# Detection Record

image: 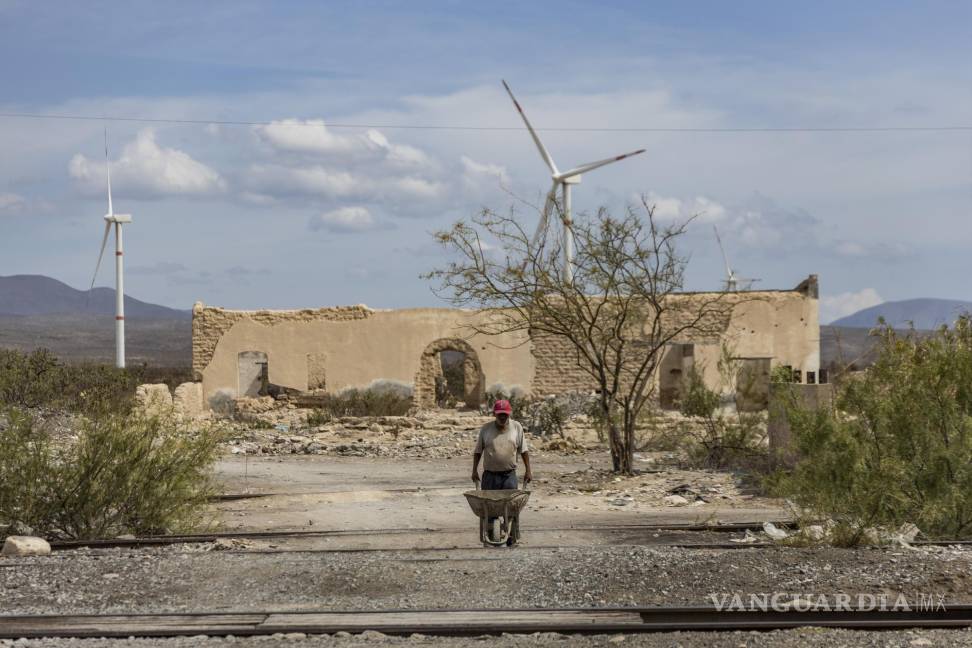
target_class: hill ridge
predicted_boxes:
[0,274,189,319]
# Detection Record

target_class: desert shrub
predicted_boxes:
[674,354,768,470]
[306,408,332,427]
[0,348,191,417]
[484,383,529,419]
[770,316,972,542]
[0,407,224,540]
[0,348,64,409]
[311,381,413,417]
[524,392,595,437]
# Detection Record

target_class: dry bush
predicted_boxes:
[0,407,224,540]
[0,348,191,417]
[769,316,972,542]
[312,381,413,418]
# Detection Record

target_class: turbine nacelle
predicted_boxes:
[502,79,646,282]
[105,213,132,224]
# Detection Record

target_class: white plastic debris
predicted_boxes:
[762,521,790,541]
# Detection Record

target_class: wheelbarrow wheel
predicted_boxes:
[490,518,501,543]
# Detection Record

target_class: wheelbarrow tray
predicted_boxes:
[463,489,530,520]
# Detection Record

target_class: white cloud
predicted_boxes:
[820,288,884,323]
[257,120,433,169]
[69,129,225,198]
[0,192,25,212]
[645,192,727,223]
[244,164,442,202]
[390,176,443,199]
[258,119,363,155]
[245,164,359,197]
[309,206,375,233]
[461,155,510,191]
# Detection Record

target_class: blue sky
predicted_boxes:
[1,1,969,322]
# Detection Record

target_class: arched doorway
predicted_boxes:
[413,338,485,409]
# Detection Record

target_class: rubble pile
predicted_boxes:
[547,464,755,509]
[221,402,605,459]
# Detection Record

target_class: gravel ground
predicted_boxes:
[2,544,969,615]
[1,628,972,647]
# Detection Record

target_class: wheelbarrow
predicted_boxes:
[463,488,530,547]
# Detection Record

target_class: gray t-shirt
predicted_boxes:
[475,419,528,472]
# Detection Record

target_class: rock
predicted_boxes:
[2,536,51,557]
[662,494,689,507]
[134,383,173,417]
[805,525,827,541]
[173,382,204,419]
[360,630,387,640]
[893,523,921,545]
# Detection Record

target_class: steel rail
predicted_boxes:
[2,605,970,638]
[47,521,797,550]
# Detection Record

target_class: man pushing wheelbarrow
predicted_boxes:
[466,399,533,547]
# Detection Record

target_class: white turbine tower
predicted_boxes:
[713,224,758,292]
[89,130,132,368]
[502,80,645,282]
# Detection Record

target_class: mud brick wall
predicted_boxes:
[530,332,599,395]
[529,295,735,397]
[192,303,372,380]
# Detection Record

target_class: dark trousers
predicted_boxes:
[482,469,518,490]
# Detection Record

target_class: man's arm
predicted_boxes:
[521,451,533,484]
[472,452,482,484]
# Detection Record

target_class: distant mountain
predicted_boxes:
[830,298,972,330]
[0,274,189,319]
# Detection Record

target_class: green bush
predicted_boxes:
[306,408,332,427]
[484,383,529,420]
[313,382,413,418]
[0,348,191,417]
[770,316,972,542]
[674,364,767,470]
[0,348,63,409]
[524,392,594,437]
[0,408,224,540]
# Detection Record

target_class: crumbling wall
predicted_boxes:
[134,383,172,418]
[413,338,485,409]
[195,305,533,407]
[530,332,598,396]
[193,276,818,411]
[307,353,327,390]
[528,278,818,404]
[192,302,372,380]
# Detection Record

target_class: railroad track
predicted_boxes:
[47,521,793,549]
[2,606,971,638]
[46,523,972,552]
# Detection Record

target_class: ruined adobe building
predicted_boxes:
[192,275,819,410]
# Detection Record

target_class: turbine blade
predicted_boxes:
[713,225,733,278]
[531,182,559,249]
[502,80,559,175]
[104,128,113,217]
[90,221,111,291]
[557,148,646,180]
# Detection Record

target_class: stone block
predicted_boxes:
[134,383,173,418]
[173,382,204,419]
[2,535,51,557]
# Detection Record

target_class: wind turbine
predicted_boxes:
[713,224,758,292]
[89,130,132,368]
[502,80,645,282]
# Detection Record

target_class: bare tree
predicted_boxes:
[426,198,731,474]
